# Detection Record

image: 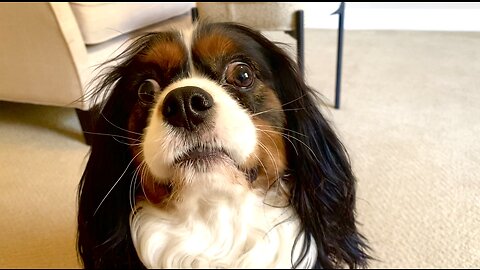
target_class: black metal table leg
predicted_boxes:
[332,2,345,109]
[295,10,305,77]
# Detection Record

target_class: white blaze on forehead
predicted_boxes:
[142,76,257,181]
[180,24,198,77]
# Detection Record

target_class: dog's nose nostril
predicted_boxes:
[190,93,212,112]
[162,86,214,130]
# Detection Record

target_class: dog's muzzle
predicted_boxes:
[162,86,214,131]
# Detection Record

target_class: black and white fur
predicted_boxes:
[77,21,370,269]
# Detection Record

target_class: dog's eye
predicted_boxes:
[226,62,254,89]
[138,79,160,104]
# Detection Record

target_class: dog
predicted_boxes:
[77,21,369,269]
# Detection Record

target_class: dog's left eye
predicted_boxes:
[138,79,160,105]
[225,62,255,90]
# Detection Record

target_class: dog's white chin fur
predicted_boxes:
[130,168,317,268]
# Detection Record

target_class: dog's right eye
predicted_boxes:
[138,79,160,105]
[225,62,255,90]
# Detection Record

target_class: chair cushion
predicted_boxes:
[196,3,305,31]
[70,2,195,45]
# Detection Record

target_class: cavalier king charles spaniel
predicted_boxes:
[77,21,369,269]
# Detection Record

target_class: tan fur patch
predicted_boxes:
[193,33,236,62]
[126,108,170,205]
[250,118,287,191]
[140,41,186,71]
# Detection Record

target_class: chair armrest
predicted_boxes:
[0,2,90,109]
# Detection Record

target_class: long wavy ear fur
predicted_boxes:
[77,98,146,269]
[223,23,370,268]
[77,110,144,269]
[76,34,158,269]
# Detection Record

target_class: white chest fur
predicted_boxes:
[130,174,316,268]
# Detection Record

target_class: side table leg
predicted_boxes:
[332,2,345,109]
[295,10,305,78]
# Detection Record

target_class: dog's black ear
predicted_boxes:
[76,34,158,269]
[273,40,370,269]
[281,73,371,269]
[77,96,145,269]
[226,23,370,268]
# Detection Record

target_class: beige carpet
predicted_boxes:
[1,28,479,268]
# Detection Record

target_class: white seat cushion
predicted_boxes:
[70,2,195,45]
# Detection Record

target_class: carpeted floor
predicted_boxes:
[0,27,479,268]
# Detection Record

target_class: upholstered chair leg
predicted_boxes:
[75,108,94,145]
[191,7,199,23]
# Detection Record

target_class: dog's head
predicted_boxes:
[78,22,369,269]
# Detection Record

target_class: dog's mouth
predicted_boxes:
[173,147,259,182]
[174,147,232,167]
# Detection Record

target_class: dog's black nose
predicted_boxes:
[162,86,214,130]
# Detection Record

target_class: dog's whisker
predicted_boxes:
[252,150,285,210]
[251,152,269,183]
[112,136,142,146]
[260,128,316,161]
[130,161,143,214]
[140,163,155,205]
[251,107,306,117]
[250,108,274,117]
[280,93,308,108]
[257,141,280,185]
[101,113,143,136]
[83,130,142,144]
[131,159,147,213]
[254,124,307,138]
[280,108,307,112]
[258,128,299,157]
[255,128,281,160]
[276,132,321,163]
[93,151,143,216]
[132,161,147,208]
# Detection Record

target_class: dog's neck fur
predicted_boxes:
[130,170,317,268]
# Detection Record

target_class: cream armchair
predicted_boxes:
[0,2,195,144]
